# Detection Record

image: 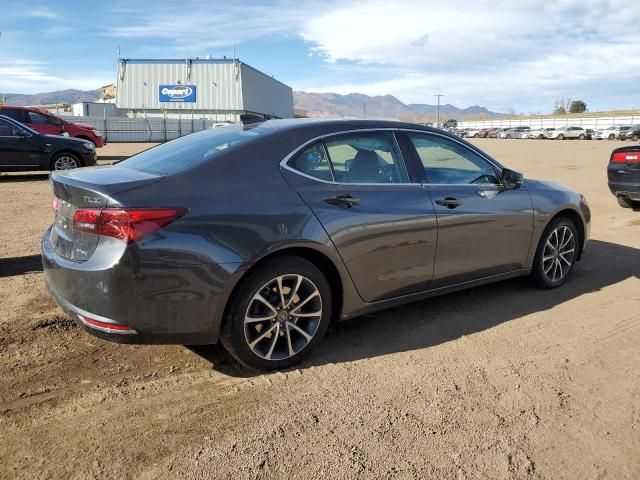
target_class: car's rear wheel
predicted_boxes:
[220,256,332,370]
[557,134,565,140]
[531,217,579,289]
[609,134,615,140]
[632,134,639,142]
[578,134,585,140]
[50,153,81,170]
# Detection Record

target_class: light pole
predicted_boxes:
[434,93,444,125]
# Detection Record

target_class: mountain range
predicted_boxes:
[0,89,501,121]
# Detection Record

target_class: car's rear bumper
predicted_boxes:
[608,182,640,201]
[41,226,240,344]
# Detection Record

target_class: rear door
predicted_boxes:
[282,130,438,302]
[403,131,534,287]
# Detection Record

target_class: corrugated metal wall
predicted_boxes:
[240,64,293,118]
[115,59,292,118]
[116,60,243,111]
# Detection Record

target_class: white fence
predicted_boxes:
[70,116,221,142]
[457,114,640,130]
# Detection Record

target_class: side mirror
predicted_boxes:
[500,168,523,190]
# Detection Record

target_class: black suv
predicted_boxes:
[608,146,640,210]
[0,114,96,172]
[619,125,640,142]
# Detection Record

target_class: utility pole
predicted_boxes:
[434,94,444,125]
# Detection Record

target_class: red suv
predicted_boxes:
[0,106,106,147]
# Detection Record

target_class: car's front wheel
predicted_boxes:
[50,152,81,170]
[609,134,615,140]
[220,256,332,370]
[531,217,579,289]
[557,134,565,140]
[578,134,585,140]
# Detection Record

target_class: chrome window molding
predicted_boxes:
[280,127,505,188]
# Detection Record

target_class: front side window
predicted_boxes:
[324,131,408,184]
[28,112,49,125]
[408,133,499,185]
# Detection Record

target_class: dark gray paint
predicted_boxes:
[42,119,590,344]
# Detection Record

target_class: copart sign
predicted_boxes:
[159,85,197,103]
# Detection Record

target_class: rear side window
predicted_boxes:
[288,142,333,181]
[288,131,409,184]
[118,126,264,175]
[0,118,19,136]
[1,109,28,122]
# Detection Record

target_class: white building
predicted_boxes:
[115,58,293,122]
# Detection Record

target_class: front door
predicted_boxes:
[0,118,44,169]
[282,130,438,302]
[404,131,534,287]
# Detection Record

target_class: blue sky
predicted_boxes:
[1,0,639,113]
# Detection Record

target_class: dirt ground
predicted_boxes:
[1,139,638,479]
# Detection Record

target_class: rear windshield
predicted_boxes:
[118,125,263,175]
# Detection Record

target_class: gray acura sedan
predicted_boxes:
[42,119,590,370]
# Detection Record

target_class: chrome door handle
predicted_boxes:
[324,194,361,208]
[435,197,463,209]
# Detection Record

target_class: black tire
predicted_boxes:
[616,196,639,209]
[557,134,565,140]
[220,256,332,371]
[50,152,81,171]
[609,134,615,140]
[632,134,639,142]
[530,217,579,289]
[506,134,512,139]
[578,134,585,140]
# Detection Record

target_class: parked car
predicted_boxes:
[546,126,587,140]
[619,125,640,141]
[593,126,631,140]
[499,127,530,139]
[487,128,507,138]
[42,119,590,370]
[608,146,640,210]
[0,114,97,172]
[527,128,556,139]
[0,106,106,147]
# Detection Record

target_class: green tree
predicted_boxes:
[569,100,587,113]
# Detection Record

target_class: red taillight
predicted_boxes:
[611,151,640,163]
[72,208,187,243]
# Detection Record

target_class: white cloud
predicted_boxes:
[25,6,59,18]
[297,0,640,111]
[0,59,111,93]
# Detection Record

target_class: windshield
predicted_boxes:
[118,125,264,175]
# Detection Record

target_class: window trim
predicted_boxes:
[281,128,420,186]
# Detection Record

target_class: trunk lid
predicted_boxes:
[49,166,162,261]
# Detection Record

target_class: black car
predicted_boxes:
[0,114,96,172]
[608,146,640,210]
[42,119,590,370]
[619,126,640,142]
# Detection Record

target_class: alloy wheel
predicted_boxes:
[244,274,322,361]
[542,226,576,283]
[53,155,79,170]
